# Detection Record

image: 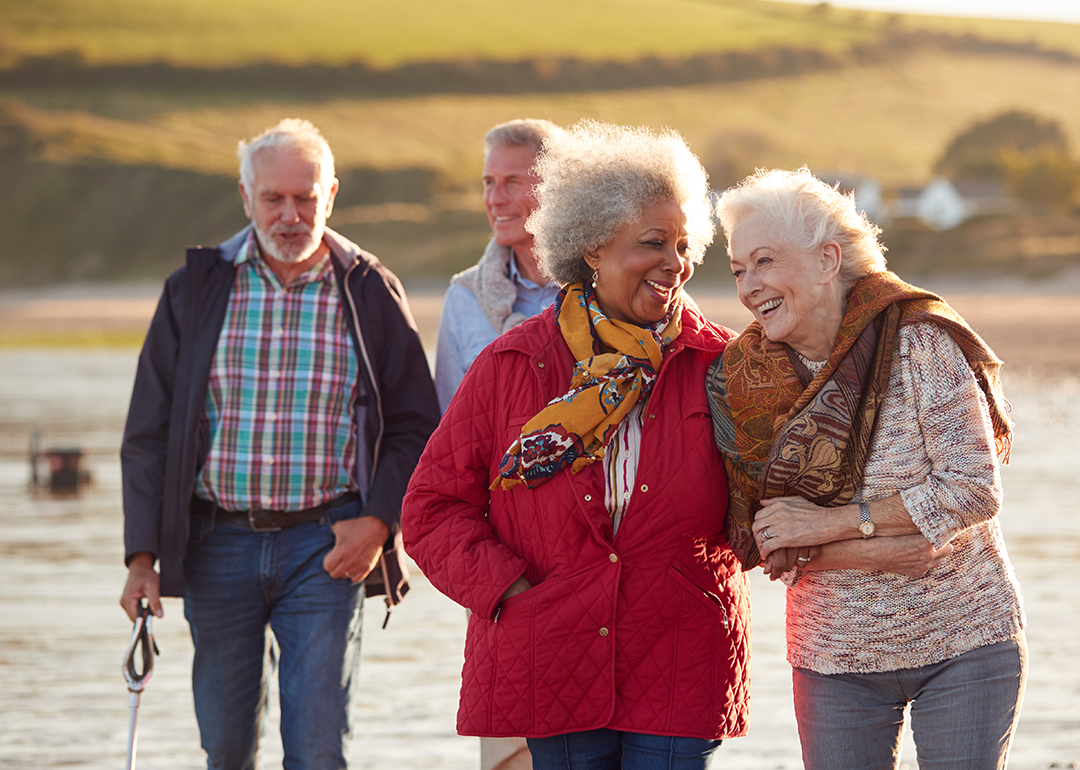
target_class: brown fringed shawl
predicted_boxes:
[706,271,1012,571]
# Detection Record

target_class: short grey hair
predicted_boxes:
[483,118,564,157]
[237,118,336,193]
[527,120,715,286]
[716,167,886,286]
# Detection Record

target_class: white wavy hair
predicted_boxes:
[715,167,886,286]
[237,118,336,193]
[527,120,715,286]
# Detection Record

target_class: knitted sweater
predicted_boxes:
[785,322,1025,674]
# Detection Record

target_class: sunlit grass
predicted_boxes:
[0,330,145,349]
[9,51,1080,190]
[1,0,873,67]
[3,0,1077,68]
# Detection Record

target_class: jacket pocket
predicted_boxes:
[669,565,730,630]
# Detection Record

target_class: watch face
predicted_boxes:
[859,521,875,537]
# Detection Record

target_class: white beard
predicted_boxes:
[254,221,323,265]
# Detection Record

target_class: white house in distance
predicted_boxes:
[909,177,1018,230]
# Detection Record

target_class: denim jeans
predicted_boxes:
[526,728,722,770]
[183,498,365,770]
[792,635,1027,770]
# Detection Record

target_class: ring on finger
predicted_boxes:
[796,556,811,564]
[761,528,772,541]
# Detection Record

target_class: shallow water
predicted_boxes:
[0,351,1077,769]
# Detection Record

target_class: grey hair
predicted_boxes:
[527,120,715,286]
[483,118,564,157]
[237,118,336,193]
[716,167,886,286]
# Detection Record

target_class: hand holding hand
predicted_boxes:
[753,496,830,559]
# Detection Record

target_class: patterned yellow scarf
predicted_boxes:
[491,282,682,491]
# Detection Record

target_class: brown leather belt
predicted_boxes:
[190,492,360,532]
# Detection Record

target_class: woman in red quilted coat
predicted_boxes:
[402,120,751,770]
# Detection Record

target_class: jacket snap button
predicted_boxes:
[639,484,648,492]
[538,362,545,368]
[584,494,592,502]
[609,553,618,562]
[599,627,609,637]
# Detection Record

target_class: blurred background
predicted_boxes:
[0,2,1077,768]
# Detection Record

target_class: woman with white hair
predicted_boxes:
[402,121,751,769]
[707,167,1026,769]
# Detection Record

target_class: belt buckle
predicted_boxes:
[246,510,282,532]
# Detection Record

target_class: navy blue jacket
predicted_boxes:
[121,226,439,604]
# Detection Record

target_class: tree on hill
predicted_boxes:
[935,110,1079,207]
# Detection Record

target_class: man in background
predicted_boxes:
[119,118,439,770]
[434,118,564,413]
[434,118,563,770]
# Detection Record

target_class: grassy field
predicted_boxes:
[3,0,1079,66]
[1,1,1078,285]
[9,50,1080,192]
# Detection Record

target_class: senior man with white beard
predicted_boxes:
[119,118,439,770]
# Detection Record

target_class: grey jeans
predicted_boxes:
[792,635,1027,770]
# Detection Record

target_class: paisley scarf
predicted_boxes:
[491,281,681,491]
[706,270,1012,570]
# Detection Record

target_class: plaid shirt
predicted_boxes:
[195,233,359,512]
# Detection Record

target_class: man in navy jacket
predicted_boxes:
[119,119,439,770]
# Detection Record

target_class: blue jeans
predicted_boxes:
[792,635,1027,770]
[526,729,722,770]
[183,499,365,770]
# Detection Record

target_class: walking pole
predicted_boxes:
[122,601,159,770]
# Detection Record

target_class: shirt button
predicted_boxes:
[272,328,284,337]
[584,494,592,502]
[649,414,656,419]
[622,492,630,500]
[267,413,277,421]
[262,497,273,507]
[640,484,649,492]
[263,455,274,465]
[269,370,279,378]
[537,362,545,368]
[609,553,618,562]
[599,627,609,637]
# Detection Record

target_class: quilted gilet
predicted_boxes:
[402,303,750,740]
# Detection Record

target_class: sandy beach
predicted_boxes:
[1,273,1078,769]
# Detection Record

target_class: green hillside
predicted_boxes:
[4,0,1079,66]
[1,0,1078,286]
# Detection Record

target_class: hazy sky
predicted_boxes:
[786,0,1080,24]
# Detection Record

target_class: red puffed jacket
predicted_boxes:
[402,302,750,740]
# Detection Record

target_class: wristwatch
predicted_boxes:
[858,501,876,538]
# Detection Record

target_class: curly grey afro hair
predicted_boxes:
[526,120,715,286]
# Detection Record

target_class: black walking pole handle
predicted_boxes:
[122,601,159,694]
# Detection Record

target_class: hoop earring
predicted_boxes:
[591,268,599,289]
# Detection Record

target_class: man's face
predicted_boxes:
[482,144,541,251]
[240,148,338,265]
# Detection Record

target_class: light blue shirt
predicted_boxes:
[434,254,559,413]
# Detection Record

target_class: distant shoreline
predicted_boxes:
[3,271,1078,374]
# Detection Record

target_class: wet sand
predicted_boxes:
[1,275,1078,769]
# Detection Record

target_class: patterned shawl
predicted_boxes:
[491,282,682,491]
[706,270,1012,570]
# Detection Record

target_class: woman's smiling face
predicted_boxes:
[728,211,844,361]
[584,199,693,326]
